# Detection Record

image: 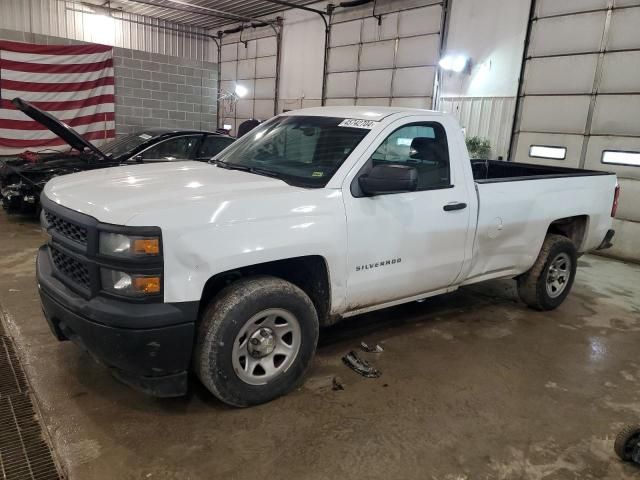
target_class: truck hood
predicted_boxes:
[12,98,109,160]
[43,161,291,224]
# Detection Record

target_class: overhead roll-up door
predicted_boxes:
[219,26,280,135]
[511,0,640,261]
[324,0,445,109]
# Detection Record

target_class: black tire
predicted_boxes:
[614,424,640,461]
[517,234,577,311]
[194,275,319,407]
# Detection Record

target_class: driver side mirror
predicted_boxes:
[358,164,418,196]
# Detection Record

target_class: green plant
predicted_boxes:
[466,136,491,159]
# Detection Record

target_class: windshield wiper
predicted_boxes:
[246,167,286,180]
[210,159,302,185]
[210,158,250,171]
[211,159,281,178]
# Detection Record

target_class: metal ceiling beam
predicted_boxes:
[259,0,326,17]
[78,1,215,30]
[118,0,278,24]
[163,0,276,22]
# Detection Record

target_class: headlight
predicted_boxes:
[100,268,161,297]
[99,232,161,257]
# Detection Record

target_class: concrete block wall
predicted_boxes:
[113,48,217,134]
[0,28,218,136]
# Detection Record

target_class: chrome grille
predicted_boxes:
[50,248,90,290]
[44,211,87,245]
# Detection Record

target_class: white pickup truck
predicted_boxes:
[37,106,618,406]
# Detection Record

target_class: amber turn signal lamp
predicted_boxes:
[132,276,161,294]
[133,238,160,255]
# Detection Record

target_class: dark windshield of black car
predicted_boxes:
[214,116,370,187]
[101,132,159,158]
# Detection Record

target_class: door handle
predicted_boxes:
[443,202,467,211]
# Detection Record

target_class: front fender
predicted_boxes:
[156,191,348,313]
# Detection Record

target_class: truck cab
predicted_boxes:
[36,107,617,406]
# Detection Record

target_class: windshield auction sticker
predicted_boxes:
[338,119,377,129]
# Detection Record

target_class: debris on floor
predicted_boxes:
[360,341,384,353]
[342,350,382,378]
[332,377,344,391]
[305,375,340,393]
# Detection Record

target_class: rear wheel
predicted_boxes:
[517,234,577,311]
[194,276,319,407]
[614,424,640,461]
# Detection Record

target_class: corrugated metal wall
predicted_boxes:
[0,0,211,60]
[438,96,516,159]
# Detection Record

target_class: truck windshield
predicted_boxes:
[214,116,370,187]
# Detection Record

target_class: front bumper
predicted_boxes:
[37,246,198,397]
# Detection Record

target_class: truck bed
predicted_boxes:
[471,159,614,183]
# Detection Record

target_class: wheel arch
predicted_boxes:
[198,255,332,326]
[547,215,589,251]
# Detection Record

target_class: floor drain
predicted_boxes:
[0,312,63,480]
[0,336,28,397]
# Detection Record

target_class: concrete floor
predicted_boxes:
[1,212,640,480]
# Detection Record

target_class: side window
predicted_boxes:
[196,135,235,160]
[370,122,450,190]
[138,136,199,161]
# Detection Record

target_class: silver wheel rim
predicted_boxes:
[546,252,571,298]
[231,308,302,386]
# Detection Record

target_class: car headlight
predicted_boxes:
[100,268,161,297]
[99,232,161,257]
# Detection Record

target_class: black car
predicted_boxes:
[0,98,235,214]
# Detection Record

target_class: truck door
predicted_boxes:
[343,119,471,310]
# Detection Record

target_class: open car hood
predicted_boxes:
[12,98,109,160]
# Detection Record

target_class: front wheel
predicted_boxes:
[194,275,319,407]
[517,234,578,311]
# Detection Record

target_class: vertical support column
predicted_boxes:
[507,0,536,161]
[274,17,284,115]
[215,33,222,129]
[321,5,333,106]
[354,19,364,106]
[578,0,614,169]
[433,0,451,110]
[389,13,401,107]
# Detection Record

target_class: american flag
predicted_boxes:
[0,40,115,155]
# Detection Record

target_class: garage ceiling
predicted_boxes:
[81,0,319,29]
